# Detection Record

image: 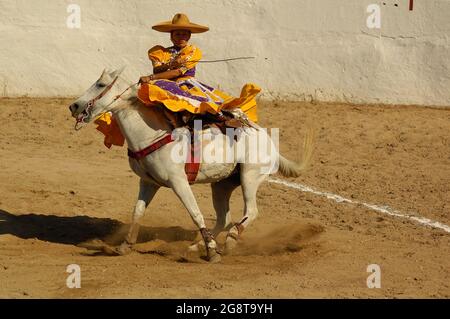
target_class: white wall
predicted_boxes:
[1,0,450,106]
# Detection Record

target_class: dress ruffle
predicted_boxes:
[95,81,260,148]
[94,44,260,148]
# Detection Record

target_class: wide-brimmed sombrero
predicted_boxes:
[152,13,209,33]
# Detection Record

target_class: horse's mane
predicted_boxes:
[114,94,177,131]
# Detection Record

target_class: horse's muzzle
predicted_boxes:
[69,103,79,117]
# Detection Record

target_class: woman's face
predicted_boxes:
[171,30,191,48]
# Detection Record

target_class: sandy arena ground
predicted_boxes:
[0,97,448,298]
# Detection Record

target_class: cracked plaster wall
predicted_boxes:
[0,0,449,106]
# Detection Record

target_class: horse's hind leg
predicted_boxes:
[117,179,159,255]
[188,174,240,252]
[225,165,268,255]
[211,174,240,236]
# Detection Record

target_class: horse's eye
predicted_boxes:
[98,83,106,88]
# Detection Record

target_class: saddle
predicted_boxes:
[161,106,252,136]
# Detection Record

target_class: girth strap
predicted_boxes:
[127,134,200,184]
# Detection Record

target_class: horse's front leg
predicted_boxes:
[168,176,221,263]
[116,179,159,255]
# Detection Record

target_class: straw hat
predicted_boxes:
[152,13,209,33]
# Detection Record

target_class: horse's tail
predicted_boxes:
[278,128,314,178]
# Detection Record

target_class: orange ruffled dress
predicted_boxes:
[95,44,260,148]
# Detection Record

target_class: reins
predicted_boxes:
[74,55,255,130]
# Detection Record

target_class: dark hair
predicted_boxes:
[170,30,192,35]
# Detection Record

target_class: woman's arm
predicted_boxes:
[139,68,183,83]
[153,64,170,74]
[153,57,185,74]
[140,57,187,83]
[153,68,183,80]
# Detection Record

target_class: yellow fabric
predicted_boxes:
[96,84,260,148]
[137,82,260,122]
[138,82,221,114]
[94,113,125,148]
[95,44,260,148]
[148,44,201,74]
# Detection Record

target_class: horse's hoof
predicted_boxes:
[77,239,107,251]
[188,243,199,252]
[115,242,133,256]
[188,240,205,253]
[224,236,238,255]
[207,253,222,263]
[101,245,120,256]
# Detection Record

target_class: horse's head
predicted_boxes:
[69,67,126,130]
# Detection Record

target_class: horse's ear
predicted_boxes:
[111,66,126,78]
[99,68,110,81]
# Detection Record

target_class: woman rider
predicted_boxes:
[95,13,259,148]
[137,13,259,126]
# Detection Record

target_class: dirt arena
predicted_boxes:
[0,97,448,298]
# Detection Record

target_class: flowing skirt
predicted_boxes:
[95,77,260,148]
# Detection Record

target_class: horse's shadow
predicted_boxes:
[0,209,198,247]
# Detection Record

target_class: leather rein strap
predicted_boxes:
[127,134,200,184]
[75,75,119,130]
[92,76,119,105]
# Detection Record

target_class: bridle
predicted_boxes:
[74,76,138,131]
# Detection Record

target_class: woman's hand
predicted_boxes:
[169,57,186,70]
[139,75,154,84]
[139,68,182,82]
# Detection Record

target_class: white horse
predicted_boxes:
[69,68,312,262]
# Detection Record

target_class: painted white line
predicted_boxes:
[268,177,450,234]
